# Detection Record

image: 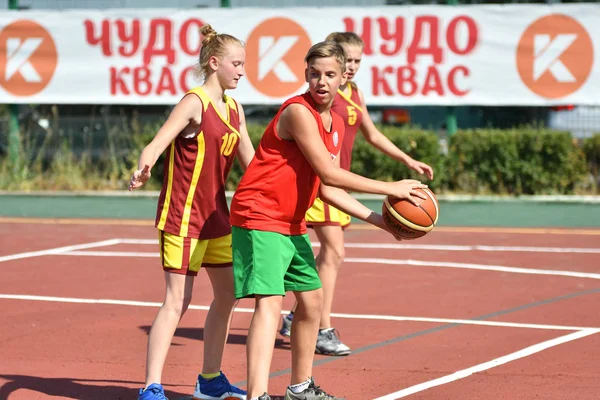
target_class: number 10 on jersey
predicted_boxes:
[220,132,238,156]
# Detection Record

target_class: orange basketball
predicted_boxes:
[382,188,439,239]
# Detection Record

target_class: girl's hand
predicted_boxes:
[407,159,434,180]
[128,165,151,191]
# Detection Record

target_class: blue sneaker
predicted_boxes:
[279,313,293,338]
[193,372,246,400]
[138,383,169,400]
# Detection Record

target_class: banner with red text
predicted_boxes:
[0,5,599,105]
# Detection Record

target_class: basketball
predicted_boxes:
[382,188,439,239]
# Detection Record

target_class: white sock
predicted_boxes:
[289,378,311,394]
[250,397,260,400]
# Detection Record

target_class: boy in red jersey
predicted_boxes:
[281,32,435,356]
[129,25,253,400]
[230,41,427,400]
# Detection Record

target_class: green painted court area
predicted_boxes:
[1,193,599,228]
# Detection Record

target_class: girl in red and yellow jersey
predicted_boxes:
[129,25,253,400]
[230,41,427,400]
[283,32,436,358]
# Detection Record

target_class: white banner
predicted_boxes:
[0,5,599,106]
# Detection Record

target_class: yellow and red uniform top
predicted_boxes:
[331,85,364,171]
[155,86,241,239]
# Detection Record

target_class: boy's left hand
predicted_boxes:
[368,212,404,241]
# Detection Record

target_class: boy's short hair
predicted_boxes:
[304,41,347,73]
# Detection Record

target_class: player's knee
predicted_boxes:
[322,245,345,268]
[213,287,238,307]
[163,292,192,316]
[299,289,323,316]
[333,245,345,266]
[255,295,283,317]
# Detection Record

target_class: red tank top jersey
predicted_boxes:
[331,84,364,171]
[155,86,241,239]
[230,93,345,235]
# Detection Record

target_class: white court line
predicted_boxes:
[117,238,600,254]
[119,239,159,244]
[58,250,600,281]
[327,243,600,254]
[0,239,122,263]
[344,258,600,280]
[373,328,600,400]
[1,294,598,332]
[63,250,158,257]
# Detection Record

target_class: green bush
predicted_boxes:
[0,116,594,195]
[445,128,588,195]
[0,107,140,191]
[583,134,600,193]
[125,120,165,190]
[227,124,444,192]
[350,126,444,191]
[516,129,587,195]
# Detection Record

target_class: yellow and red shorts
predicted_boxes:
[305,197,351,229]
[158,230,232,276]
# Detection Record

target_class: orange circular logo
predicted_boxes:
[245,17,311,98]
[0,20,58,97]
[516,14,593,99]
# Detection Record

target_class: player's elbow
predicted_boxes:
[319,183,335,204]
[317,167,339,187]
[363,131,380,146]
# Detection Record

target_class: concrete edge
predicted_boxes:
[1,190,600,203]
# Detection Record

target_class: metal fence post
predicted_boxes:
[446,0,458,136]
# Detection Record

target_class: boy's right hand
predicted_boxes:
[128,165,151,191]
[387,179,428,206]
[366,212,404,241]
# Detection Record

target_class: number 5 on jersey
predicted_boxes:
[220,132,238,156]
[347,106,357,126]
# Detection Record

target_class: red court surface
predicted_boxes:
[1,220,599,399]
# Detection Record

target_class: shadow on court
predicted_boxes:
[176,396,286,400]
[0,375,189,400]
